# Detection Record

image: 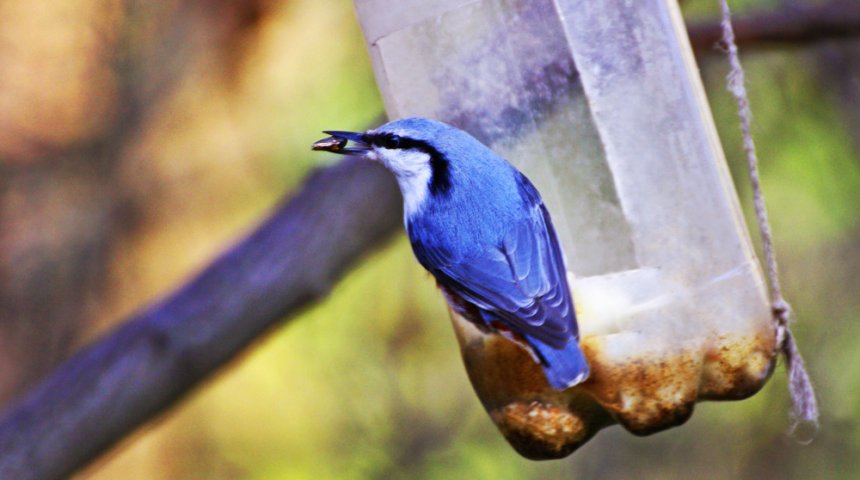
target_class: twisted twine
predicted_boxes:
[719,0,820,433]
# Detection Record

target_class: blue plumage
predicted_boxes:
[315,117,589,390]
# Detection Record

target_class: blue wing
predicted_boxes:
[410,176,578,349]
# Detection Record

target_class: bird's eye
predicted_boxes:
[383,135,401,149]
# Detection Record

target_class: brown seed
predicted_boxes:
[312,136,348,152]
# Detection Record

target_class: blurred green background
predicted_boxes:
[0,0,857,478]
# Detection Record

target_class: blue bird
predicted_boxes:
[313,117,589,390]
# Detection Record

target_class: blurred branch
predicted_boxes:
[688,0,860,53]
[0,157,402,480]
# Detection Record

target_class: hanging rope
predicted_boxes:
[718,0,819,433]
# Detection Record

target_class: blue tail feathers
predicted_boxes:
[529,337,590,390]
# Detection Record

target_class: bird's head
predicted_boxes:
[313,117,466,215]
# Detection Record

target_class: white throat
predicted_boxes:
[370,148,432,215]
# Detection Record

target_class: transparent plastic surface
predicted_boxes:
[354,0,776,458]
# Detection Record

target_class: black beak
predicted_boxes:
[312,130,370,155]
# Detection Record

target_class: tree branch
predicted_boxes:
[688,0,860,53]
[0,156,402,480]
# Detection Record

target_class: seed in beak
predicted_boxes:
[311,136,348,152]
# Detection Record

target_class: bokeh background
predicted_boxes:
[0,0,858,478]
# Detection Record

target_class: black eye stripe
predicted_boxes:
[428,151,451,197]
[365,132,452,197]
[384,135,401,149]
[366,132,404,149]
[366,133,433,153]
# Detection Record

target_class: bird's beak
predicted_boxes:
[312,130,370,155]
